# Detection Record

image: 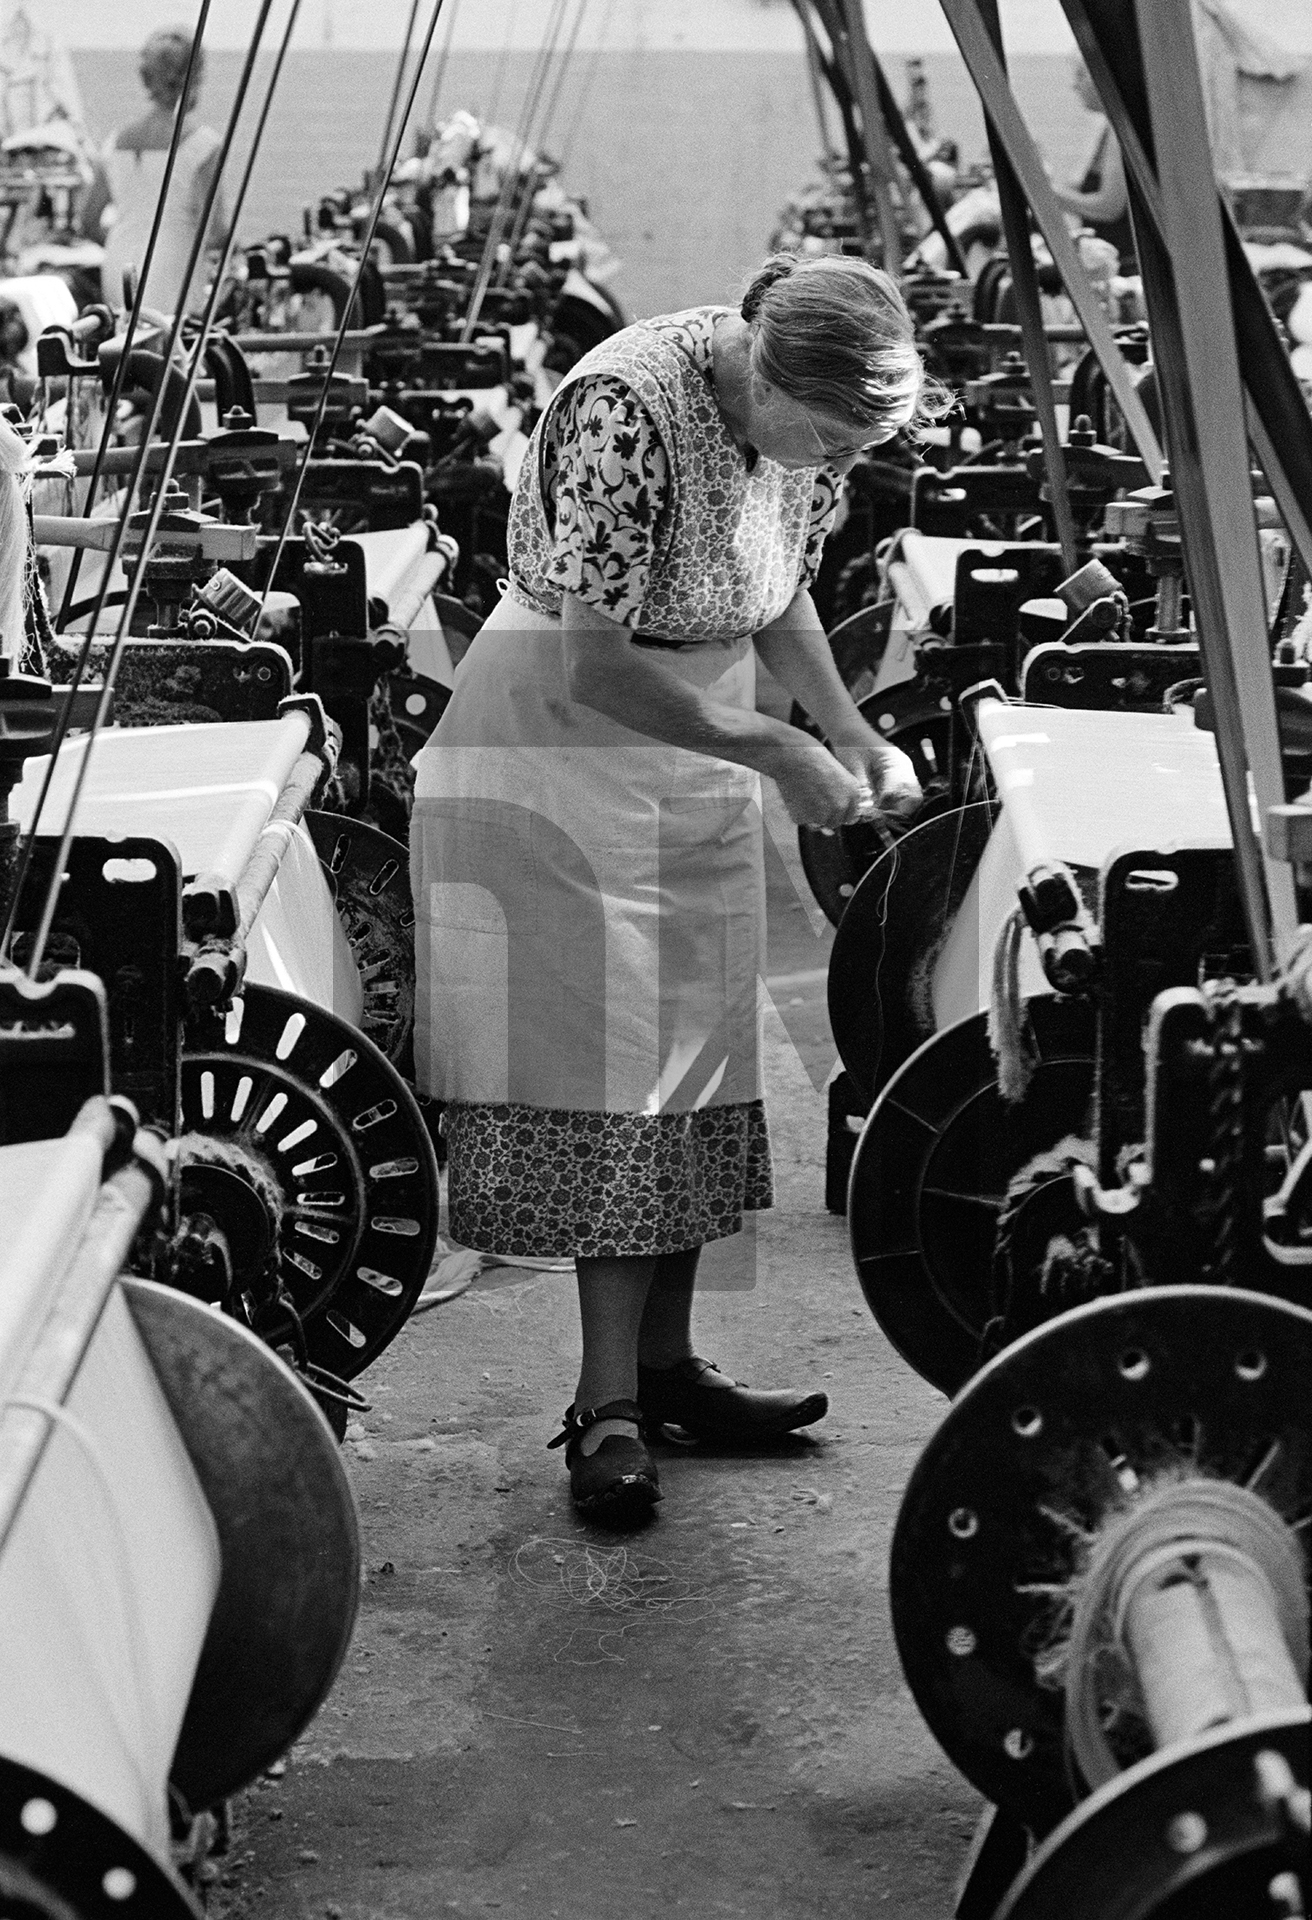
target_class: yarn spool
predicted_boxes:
[1063,1480,1308,1789]
[889,1286,1312,1919]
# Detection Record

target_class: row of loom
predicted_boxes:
[0,16,624,1908]
[788,3,1311,1914]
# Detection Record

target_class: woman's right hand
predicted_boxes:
[770,733,870,827]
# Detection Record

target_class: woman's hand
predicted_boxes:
[769,730,872,827]
[826,719,924,824]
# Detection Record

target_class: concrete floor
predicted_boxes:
[210,671,983,1919]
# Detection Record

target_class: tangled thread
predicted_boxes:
[510,1534,717,1664]
[1021,1466,1308,1794]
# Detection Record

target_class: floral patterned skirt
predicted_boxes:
[444,1098,774,1259]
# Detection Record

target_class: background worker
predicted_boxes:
[81,27,226,314]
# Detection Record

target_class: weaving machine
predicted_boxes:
[870,2,1312,1913]
[845,696,1243,1393]
[3,693,439,1410]
[0,1062,358,1916]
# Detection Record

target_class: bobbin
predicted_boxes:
[890,1287,1312,1836]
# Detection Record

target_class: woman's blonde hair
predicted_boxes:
[141,28,203,111]
[740,252,950,438]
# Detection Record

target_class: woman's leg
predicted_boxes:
[636,1245,702,1367]
[574,1254,656,1456]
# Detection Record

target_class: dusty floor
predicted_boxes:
[210,672,982,1919]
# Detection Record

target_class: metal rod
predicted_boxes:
[795,2,876,251]
[3,6,216,951]
[24,0,284,979]
[1130,0,1294,968]
[829,0,902,274]
[374,0,424,188]
[867,49,968,276]
[557,0,617,171]
[1060,0,1312,586]
[423,0,462,135]
[460,0,569,333]
[260,0,450,609]
[54,1,215,633]
[975,0,1078,574]
[499,0,587,274]
[796,2,840,170]
[936,0,1164,481]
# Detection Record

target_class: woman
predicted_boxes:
[411,253,943,1524]
[82,27,226,315]
[1054,57,1134,271]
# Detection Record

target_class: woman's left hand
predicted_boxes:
[828,721,923,825]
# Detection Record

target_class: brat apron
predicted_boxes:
[410,307,841,1258]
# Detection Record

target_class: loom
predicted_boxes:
[0,1073,358,1917]
[889,1286,1311,1920]
[843,696,1247,1393]
[5,696,439,1400]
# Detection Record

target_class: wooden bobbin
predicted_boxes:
[1123,1549,1306,1749]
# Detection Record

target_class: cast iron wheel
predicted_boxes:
[306,809,415,1070]
[0,1757,198,1919]
[828,801,993,1104]
[849,996,1096,1394]
[180,984,438,1378]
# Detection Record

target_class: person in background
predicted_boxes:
[80,28,226,314]
[1054,56,1136,269]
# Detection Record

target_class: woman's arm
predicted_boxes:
[561,591,865,825]
[753,586,922,815]
[1054,128,1127,225]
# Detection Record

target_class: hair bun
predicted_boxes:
[741,253,800,323]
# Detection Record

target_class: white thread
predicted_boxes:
[988,906,1038,1104]
[1056,1476,1308,1790]
[7,1394,163,1832]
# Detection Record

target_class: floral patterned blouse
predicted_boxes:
[507,308,844,636]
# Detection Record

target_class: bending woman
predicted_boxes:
[411,253,943,1524]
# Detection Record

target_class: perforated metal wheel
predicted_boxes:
[890,1287,1312,1836]
[306,810,415,1070]
[180,985,438,1378]
[828,801,993,1104]
[848,997,1095,1394]
[0,1757,198,1919]
[997,1710,1311,1920]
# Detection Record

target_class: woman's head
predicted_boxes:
[140,28,203,111]
[737,252,947,468]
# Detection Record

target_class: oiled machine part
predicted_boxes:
[123,1280,360,1809]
